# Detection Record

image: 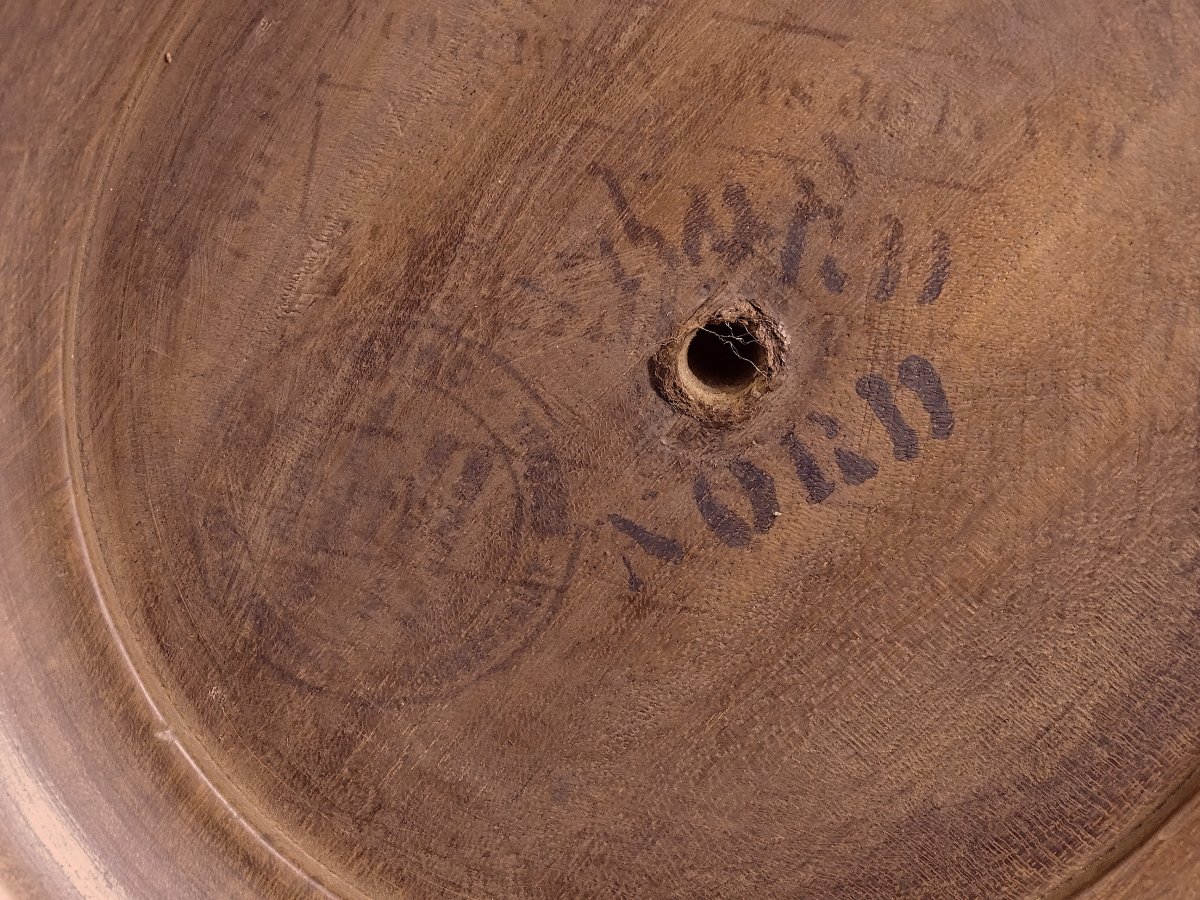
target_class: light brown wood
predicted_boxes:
[2,1,1199,897]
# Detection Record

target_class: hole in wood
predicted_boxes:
[649,302,788,427]
[684,320,767,395]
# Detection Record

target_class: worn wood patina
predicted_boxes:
[1,1,1199,897]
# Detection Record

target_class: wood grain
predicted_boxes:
[2,1,1199,897]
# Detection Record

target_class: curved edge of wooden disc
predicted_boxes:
[0,3,331,898]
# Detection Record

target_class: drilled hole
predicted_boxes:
[684,320,767,394]
[649,302,788,427]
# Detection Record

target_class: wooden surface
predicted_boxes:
[2,1,1199,897]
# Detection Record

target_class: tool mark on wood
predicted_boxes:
[713,12,851,46]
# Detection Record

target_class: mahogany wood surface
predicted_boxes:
[2,1,1199,897]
